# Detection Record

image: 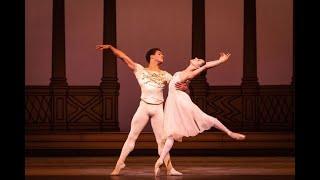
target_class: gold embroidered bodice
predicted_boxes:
[133,63,172,104]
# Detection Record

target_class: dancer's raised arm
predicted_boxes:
[205,52,231,69]
[96,44,136,70]
[179,53,231,82]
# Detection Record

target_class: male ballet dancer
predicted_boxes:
[96,44,187,175]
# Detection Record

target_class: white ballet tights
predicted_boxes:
[157,136,174,164]
[113,101,174,172]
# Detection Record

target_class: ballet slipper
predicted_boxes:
[228,132,246,140]
[110,162,126,175]
[167,168,183,176]
[154,159,163,176]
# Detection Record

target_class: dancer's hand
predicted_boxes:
[96,44,111,50]
[218,52,231,62]
[96,45,136,70]
[202,53,231,69]
[175,81,189,91]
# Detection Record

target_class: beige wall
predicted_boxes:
[25,0,52,85]
[205,0,244,85]
[257,0,293,85]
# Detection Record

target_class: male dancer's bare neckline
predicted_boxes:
[146,61,162,73]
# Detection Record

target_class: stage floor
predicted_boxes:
[26,156,294,180]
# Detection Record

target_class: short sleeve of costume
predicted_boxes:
[164,71,173,83]
[133,63,144,77]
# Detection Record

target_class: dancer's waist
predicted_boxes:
[140,97,163,105]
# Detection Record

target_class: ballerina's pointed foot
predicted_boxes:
[229,132,246,140]
[154,159,163,176]
[110,163,125,175]
[167,168,183,176]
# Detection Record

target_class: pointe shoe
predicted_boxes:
[154,159,163,176]
[167,168,183,176]
[229,132,246,140]
[110,163,126,175]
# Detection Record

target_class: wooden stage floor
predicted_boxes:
[26,156,295,180]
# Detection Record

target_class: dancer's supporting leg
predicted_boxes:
[150,106,182,176]
[154,136,175,176]
[110,103,149,175]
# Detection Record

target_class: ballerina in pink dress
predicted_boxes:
[154,52,246,176]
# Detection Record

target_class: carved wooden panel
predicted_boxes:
[207,95,242,129]
[25,85,293,132]
[206,86,242,130]
[66,87,102,131]
[242,95,258,130]
[25,87,52,131]
[258,86,294,130]
[25,86,118,131]
[204,85,293,131]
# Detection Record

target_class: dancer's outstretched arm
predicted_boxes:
[180,53,231,82]
[205,52,231,69]
[96,44,136,70]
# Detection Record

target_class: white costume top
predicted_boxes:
[134,63,172,105]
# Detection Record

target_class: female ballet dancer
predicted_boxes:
[154,53,246,176]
